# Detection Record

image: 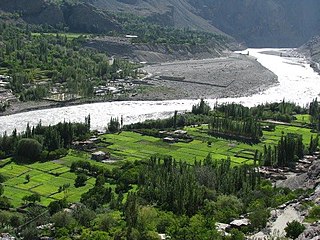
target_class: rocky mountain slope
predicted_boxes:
[0,0,121,33]
[188,0,320,47]
[299,36,320,73]
[89,0,320,47]
[0,0,237,62]
[1,0,320,48]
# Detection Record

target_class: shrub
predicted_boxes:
[285,220,305,239]
[74,173,87,188]
[15,138,42,162]
[308,205,320,220]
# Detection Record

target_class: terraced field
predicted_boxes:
[0,115,316,207]
[101,120,317,166]
[0,160,95,207]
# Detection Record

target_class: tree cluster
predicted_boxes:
[0,116,91,161]
[138,156,260,216]
[209,116,262,143]
[0,23,138,100]
[263,133,304,167]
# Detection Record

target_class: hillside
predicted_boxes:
[299,36,320,73]
[0,0,121,33]
[188,0,320,47]
[89,0,320,47]
[2,0,320,47]
[90,0,225,34]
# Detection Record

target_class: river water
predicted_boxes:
[1,48,320,134]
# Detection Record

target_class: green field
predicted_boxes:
[101,122,317,166]
[0,160,95,207]
[293,114,312,125]
[0,116,316,208]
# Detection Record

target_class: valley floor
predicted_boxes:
[0,53,277,116]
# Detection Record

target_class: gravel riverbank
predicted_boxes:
[0,53,277,116]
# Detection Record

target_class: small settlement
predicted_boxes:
[159,130,193,143]
[0,75,17,110]
[72,136,111,163]
[258,152,320,182]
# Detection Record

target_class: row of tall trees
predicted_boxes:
[263,133,304,167]
[138,156,260,216]
[215,100,306,123]
[209,116,262,142]
[309,98,320,131]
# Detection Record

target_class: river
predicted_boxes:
[1,48,320,134]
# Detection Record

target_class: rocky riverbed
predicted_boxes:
[0,52,277,116]
[142,53,277,100]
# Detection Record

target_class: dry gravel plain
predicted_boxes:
[141,53,278,100]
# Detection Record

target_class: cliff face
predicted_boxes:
[62,3,121,33]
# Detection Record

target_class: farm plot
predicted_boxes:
[103,131,255,165]
[1,160,96,207]
[102,121,316,166]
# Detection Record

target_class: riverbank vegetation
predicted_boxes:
[0,23,140,106]
[0,12,233,113]
[0,100,319,239]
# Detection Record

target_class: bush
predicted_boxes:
[0,173,6,183]
[48,199,68,215]
[308,205,320,220]
[74,173,87,188]
[285,220,305,239]
[48,148,68,160]
[15,138,42,162]
[22,193,41,203]
[0,150,5,159]
[0,196,12,209]
[107,117,120,133]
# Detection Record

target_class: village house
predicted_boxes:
[91,151,110,161]
[160,129,192,143]
[163,137,177,143]
[89,137,101,144]
[0,87,17,103]
[0,233,15,240]
[229,218,251,230]
[72,140,94,150]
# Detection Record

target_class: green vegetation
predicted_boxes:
[285,220,306,239]
[1,100,319,239]
[209,116,262,143]
[305,205,320,223]
[15,138,42,162]
[112,13,229,45]
[0,23,139,101]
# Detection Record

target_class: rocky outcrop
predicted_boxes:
[0,0,64,25]
[297,223,320,240]
[63,3,120,33]
[299,36,320,73]
[277,160,320,190]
